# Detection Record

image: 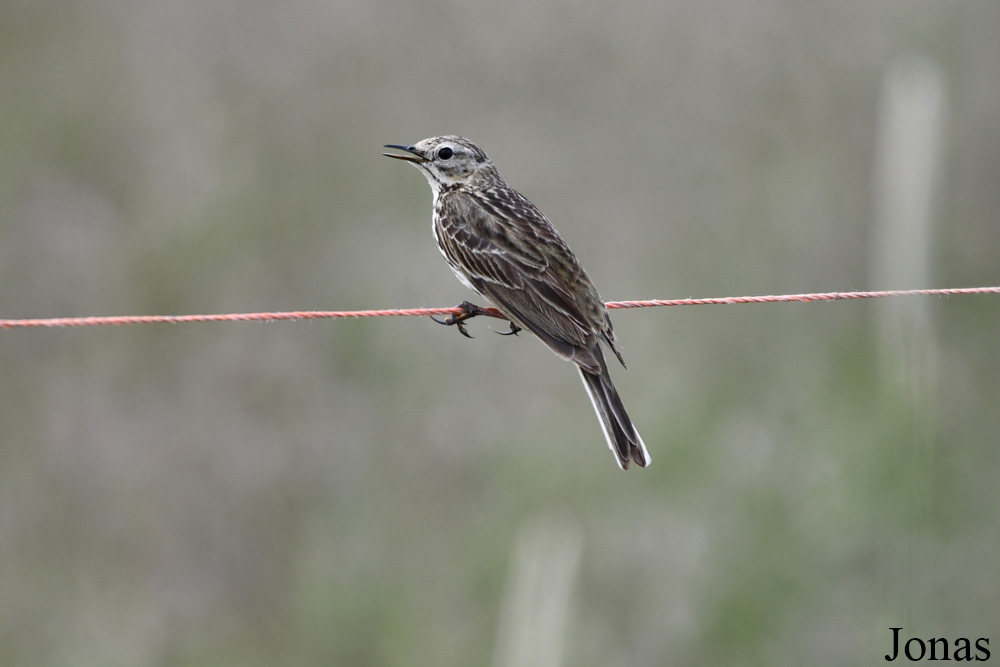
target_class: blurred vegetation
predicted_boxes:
[1,0,998,665]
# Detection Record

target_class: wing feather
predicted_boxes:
[436,189,606,372]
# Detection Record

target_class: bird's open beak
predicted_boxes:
[382,144,428,163]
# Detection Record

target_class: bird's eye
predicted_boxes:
[437,147,454,160]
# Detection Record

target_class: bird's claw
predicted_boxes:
[430,314,473,337]
[495,322,522,336]
[431,301,487,339]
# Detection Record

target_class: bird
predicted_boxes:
[383,136,650,470]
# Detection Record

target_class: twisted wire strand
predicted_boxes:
[1,286,998,329]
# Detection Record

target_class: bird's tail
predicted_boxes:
[578,361,651,470]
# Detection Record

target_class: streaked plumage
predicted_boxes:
[383,136,650,470]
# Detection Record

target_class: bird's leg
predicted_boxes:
[430,301,492,339]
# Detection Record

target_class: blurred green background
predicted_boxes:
[1,0,998,665]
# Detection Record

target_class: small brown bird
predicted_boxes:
[383,136,650,470]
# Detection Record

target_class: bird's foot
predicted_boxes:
[495,321,522,336]
[430,301,490,339]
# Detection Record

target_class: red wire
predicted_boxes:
[1,286,998,329]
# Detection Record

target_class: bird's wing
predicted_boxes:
[437,190,604,373]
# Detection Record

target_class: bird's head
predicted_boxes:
[383,136,496,192]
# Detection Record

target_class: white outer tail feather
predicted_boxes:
[578,367,651,470]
